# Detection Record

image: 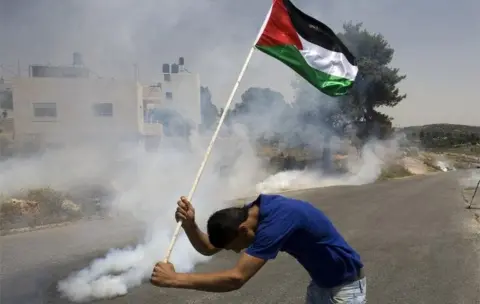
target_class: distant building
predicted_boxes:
[12,76,156,148]
[155,58,201,127]
[143,57,201,137]
[10,54,202,152]
[10,53,164,150]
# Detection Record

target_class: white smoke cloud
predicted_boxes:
[50,129,268,302]
[433,154,455,172]
[57,230,211,302]
[257,136,403,193]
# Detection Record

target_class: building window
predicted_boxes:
[165,92,173,100]
[33,102,57,118]
[93,103,113,117]
[164,74,171,82]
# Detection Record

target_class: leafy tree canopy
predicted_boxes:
[200,86,218,131]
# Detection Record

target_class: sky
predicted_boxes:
[0,0,479,127]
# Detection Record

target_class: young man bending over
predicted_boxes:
[151,194,367,304]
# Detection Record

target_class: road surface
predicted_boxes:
[1,172,479,303]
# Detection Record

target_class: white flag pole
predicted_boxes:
[163,4,273,263]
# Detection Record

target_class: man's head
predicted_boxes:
[207,205,257,253]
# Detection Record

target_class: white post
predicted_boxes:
[163,5,273,263]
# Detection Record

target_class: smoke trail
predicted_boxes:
[257,136,403,193]
[57,230,211,302]
[433,154,455,172]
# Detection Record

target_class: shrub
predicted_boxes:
[377,164,413,181]
[25,187,66,218]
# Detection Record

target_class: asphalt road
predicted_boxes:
[1,172,479,303]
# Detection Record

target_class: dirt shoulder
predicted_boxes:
[1,186,110,236]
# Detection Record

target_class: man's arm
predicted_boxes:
[170,253,266,292]
[183,222,221,256]
[175,196,221,256]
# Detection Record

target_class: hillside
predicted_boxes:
[400,124,480,136]
[398,124,480,155]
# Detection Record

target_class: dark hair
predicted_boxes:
[207,206,249,248]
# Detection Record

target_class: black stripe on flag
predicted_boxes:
[282,0,356,66]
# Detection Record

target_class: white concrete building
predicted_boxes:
[142,59,201,128]
[159,70,201,128]
[11,74,157,148]
[10,56,201,151]
[140,64,202,141]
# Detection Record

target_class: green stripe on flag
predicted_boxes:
[256,44,355,96]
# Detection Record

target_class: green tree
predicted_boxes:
[230,87,286,117]
[226,87,287,140]
[200,86,218,131]
[292,22,406,143]
[289,22,405,170]
[291,77,350,171]
[337,22,406,140]
[469,133,479,145]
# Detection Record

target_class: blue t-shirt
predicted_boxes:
[245,194,363,288]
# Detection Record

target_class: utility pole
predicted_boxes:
[133,63,139,82]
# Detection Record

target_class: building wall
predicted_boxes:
[12,77,144,146]
[161,72,201,128]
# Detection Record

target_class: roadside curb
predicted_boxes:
[0,216,105,236]
[1,221,76,236]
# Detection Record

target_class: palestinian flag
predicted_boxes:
[255,0,358,96]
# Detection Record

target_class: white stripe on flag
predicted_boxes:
[299,37,358,81]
